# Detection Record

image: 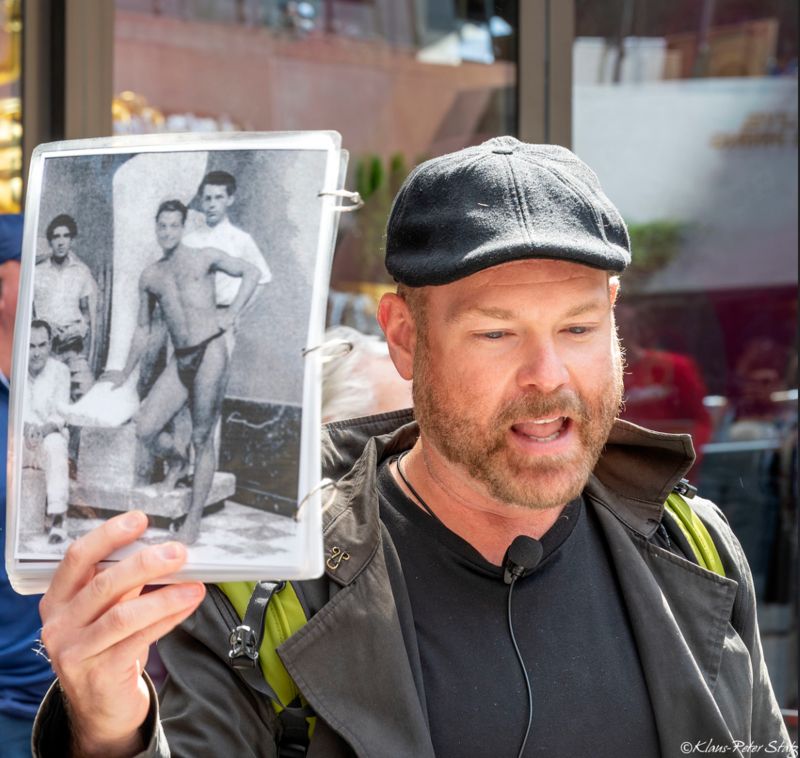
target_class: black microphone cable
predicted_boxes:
[503,536,542,758]
[507,574,533,758]
[397,452,541,758]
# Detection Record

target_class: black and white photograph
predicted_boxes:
[7,133,342,585]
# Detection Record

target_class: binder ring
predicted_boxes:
[318,189,364,212]
[302,338,353,363]
[294,477,341,521]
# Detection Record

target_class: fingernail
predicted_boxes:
[157,542,183,560]
[120,511,144,531]
[177,584,203,601]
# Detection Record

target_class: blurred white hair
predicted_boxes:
[322,326,390,423]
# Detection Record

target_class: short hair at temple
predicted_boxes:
[199,170,236,197]
[155,199,188,224]
[46,214,78,241]
[31,319,52,340]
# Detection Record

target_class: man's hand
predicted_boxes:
[24,422,43,449]
[39,421,61,438]
[39,511,205,758]
[56,320,87,343]
[100,370,128,390]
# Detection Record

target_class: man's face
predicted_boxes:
[411,259,623,510]
[49,225,73,261]
[29,326,51,376]
[156,210,185,251]
[200,183,234,227]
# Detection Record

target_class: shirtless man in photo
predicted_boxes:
[105,200,260,544]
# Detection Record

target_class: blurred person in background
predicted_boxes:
[729,336,791,441]
[322,325,412,423]
[616,302,711,475]
[0,215,55,757]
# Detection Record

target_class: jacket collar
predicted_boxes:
[587,418,696,537]
[319,411,695,586]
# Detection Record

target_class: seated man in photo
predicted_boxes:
[105,199,260,544]
[23,320,71,544]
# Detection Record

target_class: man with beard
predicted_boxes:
[33,139,789,758]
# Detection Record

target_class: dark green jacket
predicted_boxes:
[34,412,791,757]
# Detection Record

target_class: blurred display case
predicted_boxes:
[0,0,22,212]
[574,0,798,713]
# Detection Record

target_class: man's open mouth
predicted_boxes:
[510,416,570,443]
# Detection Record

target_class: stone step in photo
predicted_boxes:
[68,471,236,520]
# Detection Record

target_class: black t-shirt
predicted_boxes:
[377,459,661,758]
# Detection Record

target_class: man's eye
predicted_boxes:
[481,331,507,340]
[566,326,591,335]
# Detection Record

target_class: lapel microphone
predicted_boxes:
[503,535,544,585]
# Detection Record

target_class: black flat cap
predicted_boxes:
[385,136,631,286]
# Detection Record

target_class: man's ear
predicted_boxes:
[608,275,620,306]
[377,293,415,381]
[225,193,235,209]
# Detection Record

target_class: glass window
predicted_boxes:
[0,0,22,212]
[573,0,798,712]
[113,0,518,327]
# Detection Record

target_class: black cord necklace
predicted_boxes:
[396,450,444,525]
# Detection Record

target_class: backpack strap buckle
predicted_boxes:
[672,478,698,499]
[227,580,287,669]
[228,624,259,668]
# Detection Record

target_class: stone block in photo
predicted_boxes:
[69,472,236,521]
[77,423,139,489]
[19,468,47,539]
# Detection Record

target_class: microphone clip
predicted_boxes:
[502,535,544,585]
[503,563,526,585]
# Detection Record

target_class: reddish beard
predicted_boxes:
[412,339,624,509]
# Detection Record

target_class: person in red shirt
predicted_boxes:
[616,304,712,474]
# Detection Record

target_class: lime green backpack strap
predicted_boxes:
[663,490,726,577]
[218,581,308,711]
[217,580,316,749]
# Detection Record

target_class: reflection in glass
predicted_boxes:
[575,0,798,711]
[113,0,519,322]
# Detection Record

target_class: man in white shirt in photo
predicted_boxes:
[23,320,71,544]
[183,171,271,352]
[33,214,98,401]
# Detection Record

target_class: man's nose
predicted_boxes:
[515,338,570,394]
